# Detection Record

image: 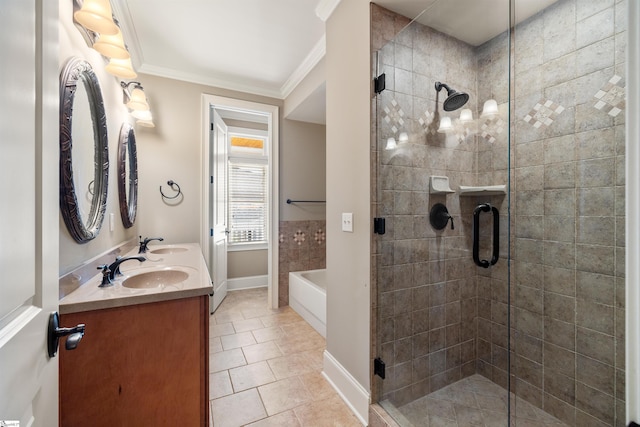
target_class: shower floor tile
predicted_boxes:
[383,375,568,426]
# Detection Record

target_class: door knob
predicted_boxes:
[47,312,85,358]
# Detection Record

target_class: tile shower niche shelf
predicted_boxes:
[459,185,507,196]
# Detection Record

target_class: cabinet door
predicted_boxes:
[60,297,208,426]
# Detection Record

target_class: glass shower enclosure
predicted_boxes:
[371,0,626,425]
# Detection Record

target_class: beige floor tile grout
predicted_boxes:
[210,288,361,427]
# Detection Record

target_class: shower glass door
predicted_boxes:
[371,0,626,425]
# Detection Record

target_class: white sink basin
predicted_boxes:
[149,246,189,254]
[122,269,189,289]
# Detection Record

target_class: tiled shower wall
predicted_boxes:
[371,4,483,407]
[278,220,326,306]
[371,0,626,425]
[493,0,625,424]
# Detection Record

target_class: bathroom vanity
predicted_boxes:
[58,243,212,426]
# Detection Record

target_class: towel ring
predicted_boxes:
[160,180,182,200]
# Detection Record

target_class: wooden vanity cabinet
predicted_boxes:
[59,296,209,426]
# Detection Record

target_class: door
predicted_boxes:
[210,109,228,313]
[0,0,59,425]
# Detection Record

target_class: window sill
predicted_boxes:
[227,242,268,252]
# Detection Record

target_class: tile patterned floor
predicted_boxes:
[209,288,362,427]
[381,375,567,427]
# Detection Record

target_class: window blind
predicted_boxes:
[228,161,267,244]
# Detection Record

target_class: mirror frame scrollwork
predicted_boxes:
[59,57,109,243]
[117,123,138,228]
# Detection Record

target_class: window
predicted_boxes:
[227,131,268,246]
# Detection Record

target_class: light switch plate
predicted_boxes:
[342,213,353,232]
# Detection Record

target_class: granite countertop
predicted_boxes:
[59,243,213,314]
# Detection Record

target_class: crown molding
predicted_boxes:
[138,63,283,99]
[280,35,326,99]
[110,0,144,72]
[315,0,342,22]
[109,0,324,100]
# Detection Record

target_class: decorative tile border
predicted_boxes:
[594,74,625,117]
[418,109,435,134]
[523,99,565,128]
[382,99,406,134]
[480,116,506,144]
[278,220,326,307]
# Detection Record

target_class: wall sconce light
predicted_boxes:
[121,82,149,111]
[92,28,130,59]
[74,0,119,36]
[481,99,499,118]
[133,110,155,127]
[398,132,409,144]
[385,137,397,150]
[121,81,154,127]
[137,119,156,128]
[105,57,137,79]
[437,116,453,133]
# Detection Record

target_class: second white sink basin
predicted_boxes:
[122,269,189,289]
[149,246,189,254]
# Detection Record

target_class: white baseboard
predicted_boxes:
[322,350,370,426]
[227,275,268,291]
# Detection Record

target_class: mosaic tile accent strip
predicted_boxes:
[418,109,436,134]
[594,74,625,117]
[453,120,474,143]
[523,100,565,128]
[278,220,326,307]
[382,99,406,134]
[314,228,326,244]
[293,230,306,245]
[480,116,506,143]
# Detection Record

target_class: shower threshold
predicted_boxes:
[380,374,567,426]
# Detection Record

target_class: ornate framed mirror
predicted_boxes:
[117,123,138,228]
[59,57,108,243]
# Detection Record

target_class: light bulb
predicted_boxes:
[93,29,130,59]
[105,57,137,79]
[132,109,153,121]
[74,0,119,35]
[437,117,453,133]
[459,109,473,122]
[481,99,499,118]
[126,87,149,111]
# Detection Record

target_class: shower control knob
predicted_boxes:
[429,203,454,231]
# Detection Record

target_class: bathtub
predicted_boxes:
[289,269,326,338]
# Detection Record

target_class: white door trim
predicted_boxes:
[201,94,279,309]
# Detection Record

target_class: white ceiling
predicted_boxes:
[110,0,558,125]
[376,0,559,46]
[112,0,327,100]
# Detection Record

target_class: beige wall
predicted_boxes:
[131,74,283,246]
[281,120,326,221]
[227,250,268,279]
[59,0,139,275]
[58,0,326,282]
[325,0,371,396]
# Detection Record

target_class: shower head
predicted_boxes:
[435,81,469,111]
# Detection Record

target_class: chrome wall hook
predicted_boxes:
[160,180,182,200]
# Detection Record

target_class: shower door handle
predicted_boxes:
[472,203,499,268]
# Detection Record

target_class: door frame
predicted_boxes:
[201,94,279,309]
